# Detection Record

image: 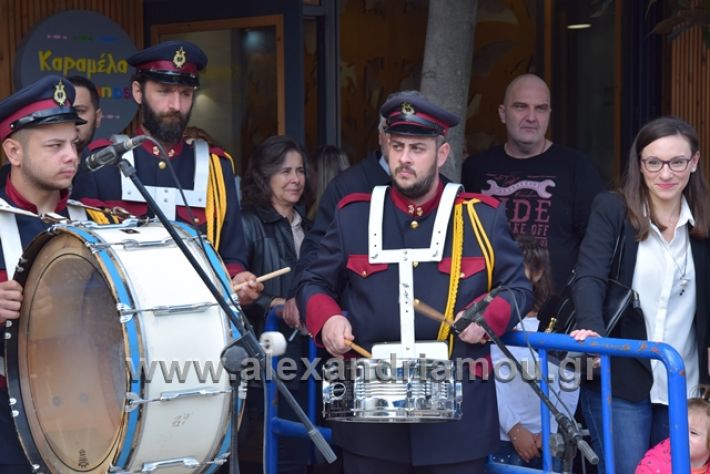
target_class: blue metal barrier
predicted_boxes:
[263,310,332,474]
[489,331,690,474]
[261,311,690,474]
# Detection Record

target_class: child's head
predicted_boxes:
[688,386,710,468]
[515,234,553,312]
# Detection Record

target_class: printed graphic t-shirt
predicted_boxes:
[462,143,605,291]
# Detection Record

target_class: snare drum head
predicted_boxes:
[8,231,126,472]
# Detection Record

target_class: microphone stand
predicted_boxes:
[115,159,337,470]
[473,314,598,473]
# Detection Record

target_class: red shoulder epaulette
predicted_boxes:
[337,193,371,209]
[208,144,229,157]
[457,192,500,208]
[87,138,112,152]
[207,145,237,174]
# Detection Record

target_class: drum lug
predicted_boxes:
[142,457,200,472]
[117,303,134,323]
[110,452,229,473]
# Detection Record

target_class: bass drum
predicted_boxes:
[4,220,239,473]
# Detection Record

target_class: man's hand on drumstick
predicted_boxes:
[231,271,264,305]
[414,299,489,345]
[454,309,488,344]
[0,279,23,324]
[321,315,354,358]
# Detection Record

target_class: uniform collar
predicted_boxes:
[136,126,185,159]
[389,180,444,217]
[4,170,69,213]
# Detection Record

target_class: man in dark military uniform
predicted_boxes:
[0,74,87,474]
[71,40,262,303]
[297,90,533,473]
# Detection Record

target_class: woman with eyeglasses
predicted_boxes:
[570,116,710,474]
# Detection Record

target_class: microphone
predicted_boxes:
[452,286,503,334]
[85,135,148,171]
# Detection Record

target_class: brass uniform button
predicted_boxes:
[412,261,419,268]
[158,161,167,170]
[460,272,466,278]
[410,220,419,229]
[361,270,367,277]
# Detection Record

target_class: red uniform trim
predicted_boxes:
[386,109,450,135]
[346,255,388,278]
[4,172,69,213]
[390,181,444,216]
[437,256,486,279]
[481,296,511,337]
[137,60,199,74]
[87,138,113,151]
[471,354,493,379]
[0,99,70,140]
[225,262,244,277]
[456,192,500,208]
[305,294,343,345]
[337,193,371,210]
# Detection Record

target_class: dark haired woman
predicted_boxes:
[571,116,710,474]
[238,135,312,474]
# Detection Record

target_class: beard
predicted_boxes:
[141,100,191,145]
[76,124,97,154]
[392,161,438,200]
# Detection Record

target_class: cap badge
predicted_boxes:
[401,102,415,115]
[173,47,187,69]
[53,81,67,106]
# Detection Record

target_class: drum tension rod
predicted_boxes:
[116,302,218,322]
[125,387,231,412]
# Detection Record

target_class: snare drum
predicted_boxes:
[322,357,462,422]
[5,220,238,473]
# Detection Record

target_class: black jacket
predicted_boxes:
[573,192,709,401]
[241,204,312,332]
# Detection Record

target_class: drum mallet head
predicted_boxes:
[220,341,250,375]
[259,331,287,357]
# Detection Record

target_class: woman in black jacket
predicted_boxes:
[238,135,312,474]
[571,116,710,474]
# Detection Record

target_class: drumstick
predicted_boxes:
[344,340,372,358]
[234,267,291,291]
[414,298,490,342]
[413,298,454,329]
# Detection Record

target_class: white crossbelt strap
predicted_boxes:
[0,197,25,280]
[368,183,461,357]
[118,135,210,220]
[67,199,88,221]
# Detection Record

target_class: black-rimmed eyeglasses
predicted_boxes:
[641,157,692,173]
